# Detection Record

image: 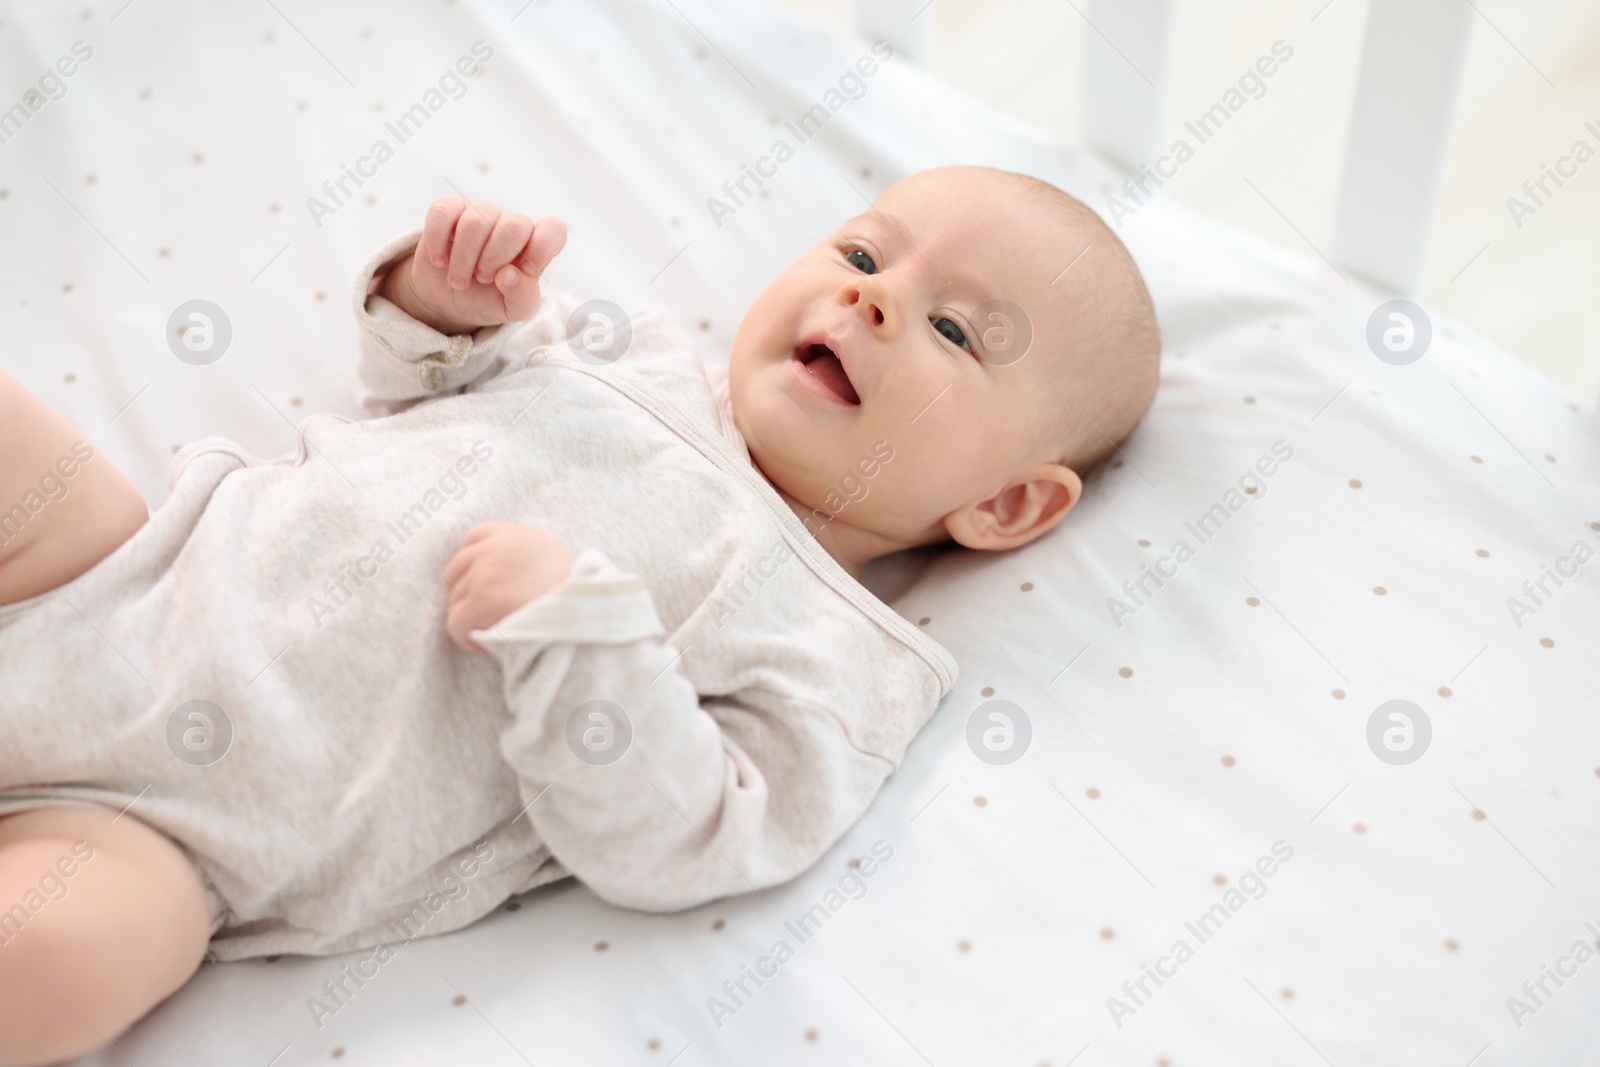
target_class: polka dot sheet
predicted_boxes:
[2,1,1595,1065]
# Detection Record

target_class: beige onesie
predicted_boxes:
[0,230,957,961]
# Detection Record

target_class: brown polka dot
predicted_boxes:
[314,291,326,302]
[973,795,987,807]
[64,373,76,383]
[478,162,490,173]
[1348,479,1362,489]
[1138,539,1151,547]
[1213,874,1226,886]
[452,994,466,1006]
[698,320,711,331]
[1591,522,1600,532]
[647,1038,661,1050]
[1100,927,1114,939]
[594,940,609,951]
[264,30,275,42]
[85,173,96,184]
[805,1028,819,1042]
[860,166,871,179]
[1331,688,1345,700]
[265,954,281,963]
[138,88,152,100]
[1157,1058,1171,1067]
[1540,637,1554,648]
[1086,787,1100,799]
[1475,548,1488,558]
[158,247,169,257]
[712,918,725,930]
[1245,485,1257,495]
[847,857,860,869]
[1353,823,1366,834]
[1118,667,1133,678]
[505,901,520,911]
[62,283,73,293]
[917,616,930,626]
[1245,596,1260,606]
[1471,809,1485,821]
[1269,322,1280,330]
[1444,939,1459,952]
[269,203,280,213]
[1544,453,1557,463]
[1021,581,1034,591]
[1470,455,1483,464]
[1438,686,1452,698]
[331,1050,345,1060]
[193,152,203,164]
[1111,459,1124,469]
[981,686,995,697]
[1243,395,1255,404]
[956,939,971,953]
[290,396,303,407]
[1373,586,1387,596]
[1220,755,1235,767]
[1281,987,1295,1000]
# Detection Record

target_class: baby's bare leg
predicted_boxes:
[0,807,211,1066]
[0,371,149,605]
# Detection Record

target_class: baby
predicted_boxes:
[0,165,1156,1063]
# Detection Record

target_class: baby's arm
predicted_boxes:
[442,529,897,911]
[353,200,567,414]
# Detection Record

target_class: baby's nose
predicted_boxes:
[841,285,889,331]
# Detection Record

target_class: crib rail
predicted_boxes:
[851,0,1475,299]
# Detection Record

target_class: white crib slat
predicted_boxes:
[1084,0,1173,172]
[1332,0,1474,295]
[850,0,931,65]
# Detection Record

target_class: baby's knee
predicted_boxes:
[0,819,209,1066]
[0,839,114,1065]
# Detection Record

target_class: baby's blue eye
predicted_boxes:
[932,317,968,349]
[846,249,877,275]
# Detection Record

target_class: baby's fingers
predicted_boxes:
[447,202,502,291]
[474,213,535,285]
[446,597,488,652]
[421,198,469,269]
[497,217,567,318]
[515,217,567,279]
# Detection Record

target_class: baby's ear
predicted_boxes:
[944,464,1081,551]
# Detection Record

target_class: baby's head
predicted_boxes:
[728,166,1159,572]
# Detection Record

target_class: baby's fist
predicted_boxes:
[442,522,576,652]
[380,199,567,336]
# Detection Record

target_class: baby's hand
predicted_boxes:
[442,522,576,652]
[377,199,567,336]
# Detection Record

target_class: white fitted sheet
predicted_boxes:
[0,0,1596,1064]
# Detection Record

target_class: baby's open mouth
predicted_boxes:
[793,342,860,405]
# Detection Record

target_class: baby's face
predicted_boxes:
[729,168,1086,548]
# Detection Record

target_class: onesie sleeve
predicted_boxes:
[349,228,577,416]
[473,548,901,911]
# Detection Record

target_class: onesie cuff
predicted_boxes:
[473,546,665,650]
[351,227,518,391]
